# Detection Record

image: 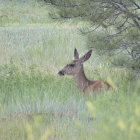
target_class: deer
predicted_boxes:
[58,49,111,94]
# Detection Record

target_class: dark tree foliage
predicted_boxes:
[46,0,140,72]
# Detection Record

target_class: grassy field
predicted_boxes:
[0,0,140,140]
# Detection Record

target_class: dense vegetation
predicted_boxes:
[0,0,140,140]
[48,0,140,72]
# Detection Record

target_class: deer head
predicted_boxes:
[58,49,92,76]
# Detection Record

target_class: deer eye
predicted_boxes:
[69,64,75,67]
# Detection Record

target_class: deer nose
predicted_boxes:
[58,71,64,76]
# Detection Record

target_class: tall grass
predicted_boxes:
[0,0,140,140]
[0,0,53,26]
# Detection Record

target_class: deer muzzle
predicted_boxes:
[58,70,65,76]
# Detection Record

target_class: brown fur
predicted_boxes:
[58,49,111,94]
[83,80,111,94]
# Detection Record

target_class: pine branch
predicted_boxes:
[49,0,87,8]
[132,1,140,9]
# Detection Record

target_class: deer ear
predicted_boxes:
[74,48,79,59]
[80,50,92,63]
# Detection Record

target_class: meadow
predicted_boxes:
[0,0,140,140]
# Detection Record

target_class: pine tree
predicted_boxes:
[46,0,140,72]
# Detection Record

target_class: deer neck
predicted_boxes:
[73,66,90,91]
